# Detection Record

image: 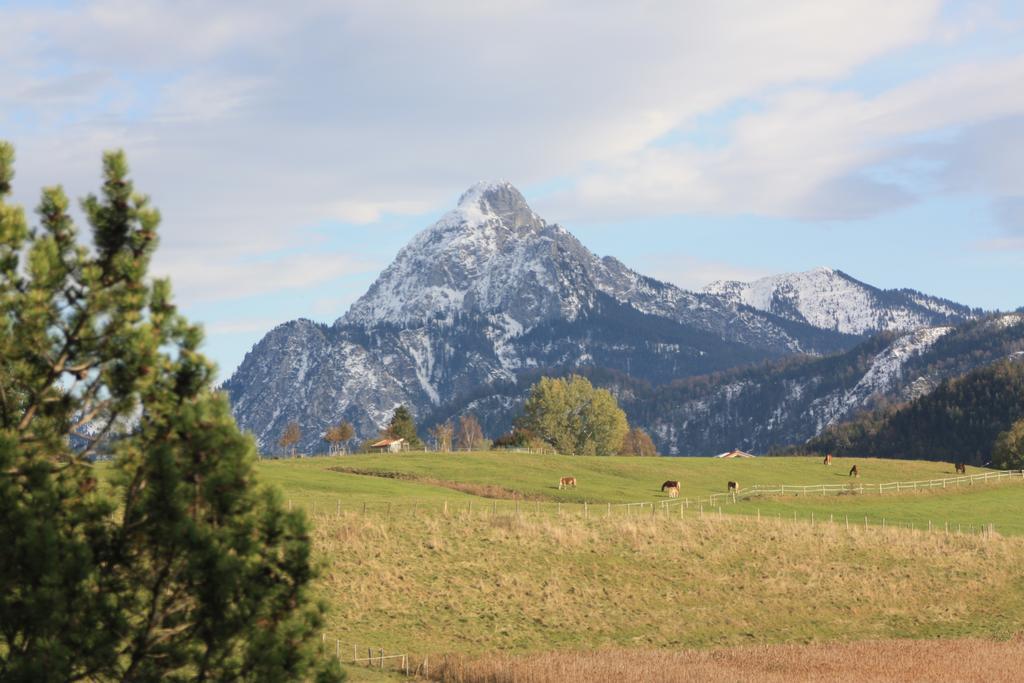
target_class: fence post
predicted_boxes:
[337,499,340,516]
[699,504,703,519]
[379,648,384,668]
[845,515,849,530]
[585,501,589,519]
[607,502,611,517]
[444,500,448,515]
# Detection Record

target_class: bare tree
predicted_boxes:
[323,420,355,454]
[279,421,301,457]
[429,420,454,452]
[456,414,485,451]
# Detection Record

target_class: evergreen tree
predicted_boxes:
[518,375,629,455]
[386,405,421,447]
[0,143,342,682]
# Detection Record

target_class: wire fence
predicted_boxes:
[320,635,421,677]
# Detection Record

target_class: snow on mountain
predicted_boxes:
[805,325,953,433]
[225,181,984,453]
[615,313,1024,455]
[704,267,976,335]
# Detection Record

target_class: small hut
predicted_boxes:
[714,449,756,458]
[368,438,405,453]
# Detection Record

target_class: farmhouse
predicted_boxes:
[715,449,756,458]
[368,438,405,453]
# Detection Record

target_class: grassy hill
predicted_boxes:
[252,452,1024,679]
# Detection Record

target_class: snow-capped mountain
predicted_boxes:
[703,268,977,335]
[224,182,982,454]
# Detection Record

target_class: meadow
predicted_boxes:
[255,452,1024,680]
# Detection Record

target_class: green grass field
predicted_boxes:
[252,452,1024,679]
[257,452,1020,533]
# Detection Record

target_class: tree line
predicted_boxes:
[279,374,657,456]
[806,359,1024,467]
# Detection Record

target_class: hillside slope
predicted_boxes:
[807,356,1024,464]
[429,314,1024,454]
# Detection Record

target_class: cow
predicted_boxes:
[727,481,738,493]
[849,465,859,478]
[558,476,576,490]
[661,480,680,497]
[955,462,967,474]
[824,453,833,466]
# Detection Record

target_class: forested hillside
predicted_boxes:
[806,358,1024,465]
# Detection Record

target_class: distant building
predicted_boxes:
[715,449,756,458]
[369,438,405,453]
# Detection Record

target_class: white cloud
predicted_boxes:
[151,249,380,304]
[5,0,1024,370]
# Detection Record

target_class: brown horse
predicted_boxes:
[849,465,859,478]
[558,476,577,490]
[661,480,680,497]
[824,453,833,466]
[727,481,738,493]
[955,462,966,474]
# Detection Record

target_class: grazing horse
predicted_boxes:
[849,465,859,478]
[955,462,966,474]
[727,481,738,493]
[824,453,833,466]
[661,480,680,497]
[558,476,576,490]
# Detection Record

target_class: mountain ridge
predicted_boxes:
[224,182,985,453]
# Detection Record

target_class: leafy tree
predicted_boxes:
[323,420,355,454]
[518,375,629,455]
[0,143,341,681]
[456,414,485,451]
[429,420,453,452]
[385,405,421,447]
[279,420,302,456]
[993,418,1024,470]
[620,427,658,456]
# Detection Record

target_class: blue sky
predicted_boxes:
[2,0,1023,379]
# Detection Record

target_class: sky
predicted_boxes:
[2,0,1023,380]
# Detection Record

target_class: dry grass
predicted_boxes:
[309,509,1024,659]
[431,637,1024,682]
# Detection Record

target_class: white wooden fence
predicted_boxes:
[743,469,1024,499]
